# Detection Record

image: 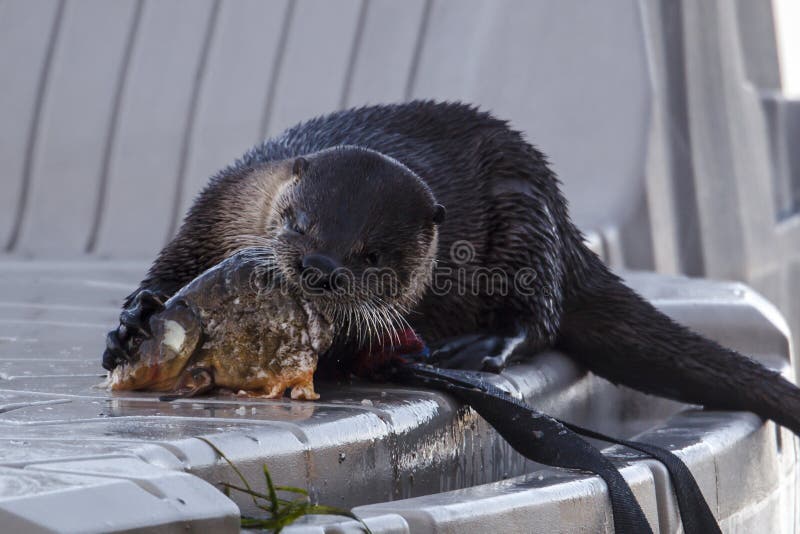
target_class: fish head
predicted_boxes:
[109,302,203,392]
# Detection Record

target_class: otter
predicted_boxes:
[103,100,800,439]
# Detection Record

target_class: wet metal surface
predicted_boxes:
[0,263,638,511]
[0,263,797,532]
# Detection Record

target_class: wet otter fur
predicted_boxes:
[104,100,800,436]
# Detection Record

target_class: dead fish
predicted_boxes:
[108,247,333,400]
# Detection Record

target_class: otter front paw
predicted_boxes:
[120,289,166,338]
[101,289,166,371]
[102,328,128,371]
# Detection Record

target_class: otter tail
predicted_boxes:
[557,258,800,436]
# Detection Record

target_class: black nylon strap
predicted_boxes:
[393,363,722,534]
[560,421,721,534]
[393,364,654,534]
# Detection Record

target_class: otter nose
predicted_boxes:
[300,253,341,290]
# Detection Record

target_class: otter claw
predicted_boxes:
[430,333,528,373]
[102,289,168,371]
[120,308,152,338]
[102,330,128,371]
[120,290,166,338]
[480,355,506,373]
[430,334,506,371]
[138,290,166,310]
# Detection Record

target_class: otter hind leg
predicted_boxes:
[430,332,531,372]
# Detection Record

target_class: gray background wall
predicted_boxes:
[1,0,799,358]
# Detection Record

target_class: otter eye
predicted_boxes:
[364,252,380,266]
[284,219,305,236]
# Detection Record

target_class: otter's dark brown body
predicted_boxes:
[107,101,800,436]
[135,102,568,346]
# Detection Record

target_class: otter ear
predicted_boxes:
[432,204,446,225]
[292,157,309,179]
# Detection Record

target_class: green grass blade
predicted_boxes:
[262,463,280,516]
[273,502,318,530]
[219,482,271,501]
[197,439,370,533]
[196,436,261,509]
[273,485,309,496]
[304,505,374,534]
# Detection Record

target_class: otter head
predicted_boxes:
[267,146,445,344]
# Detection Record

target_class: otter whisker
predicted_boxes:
[350,303,364,348]
[342,304,353,339]
[347,302,363,346]
[387,307,411,343]
[361,302,376,351]
[380,306,402,346]
[366,303,383,350]
[373,303,396,345]
[372,297,411,346]
[342,304,356,341]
